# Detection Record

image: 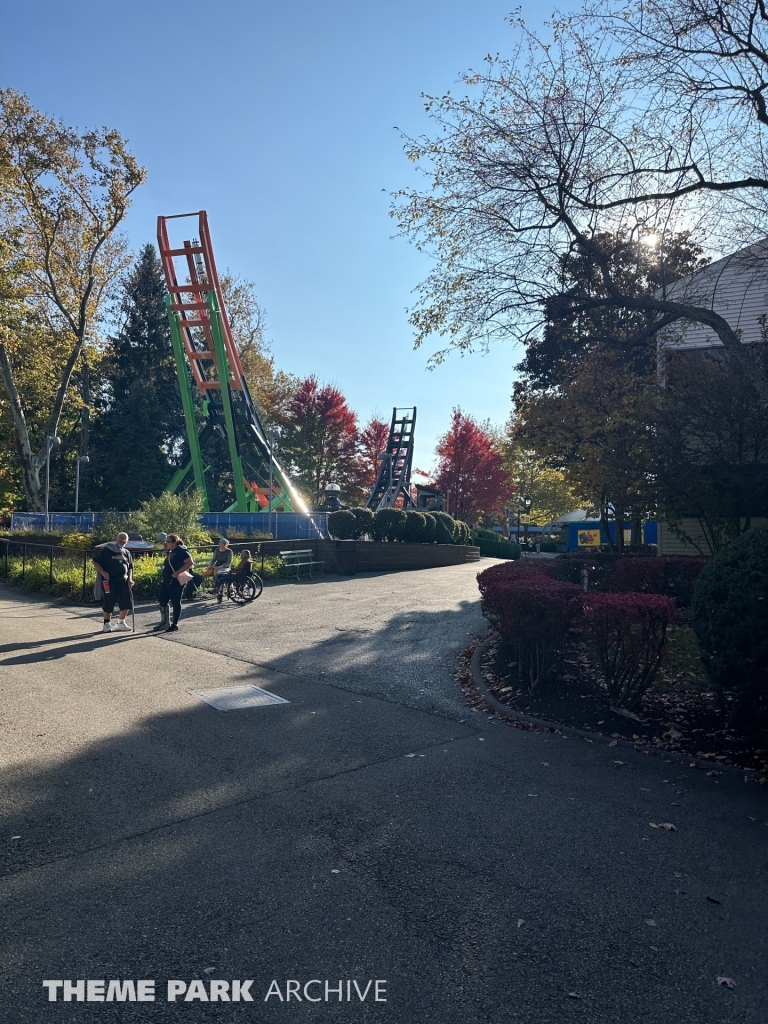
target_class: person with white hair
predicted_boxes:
[92,532,134,632]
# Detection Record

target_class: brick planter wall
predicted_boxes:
[316,540,481,575]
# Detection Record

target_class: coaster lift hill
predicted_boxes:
[157,211,307,515]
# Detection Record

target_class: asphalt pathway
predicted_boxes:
[0,566,766,1023]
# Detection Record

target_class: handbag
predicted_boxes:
[176,570,193,585]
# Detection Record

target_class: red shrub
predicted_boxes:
[582,593,675,710]
[602,556,707,606]
[477,562,582,693]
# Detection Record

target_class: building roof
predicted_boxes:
[659,239,768,350]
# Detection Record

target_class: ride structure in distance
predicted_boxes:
[156,212,307,514]
[365,407,417,510]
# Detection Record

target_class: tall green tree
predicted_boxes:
[85,245,184,508]
[0,88,144,510]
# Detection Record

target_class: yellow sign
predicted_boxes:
[577,529,601,547]
[624,528,632,545]
[519,514,531,524]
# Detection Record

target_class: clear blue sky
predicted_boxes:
[1,0,556,474]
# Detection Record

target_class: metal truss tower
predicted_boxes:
[157,212,307,514]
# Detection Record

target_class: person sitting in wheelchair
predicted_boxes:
[215,549,254,603]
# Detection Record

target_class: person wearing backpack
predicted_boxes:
[93,532,134,633]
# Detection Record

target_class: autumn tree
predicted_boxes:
[393,12,768,403]
[281,376,359,504]
[501,439,582,526]
[350,415,391,502]
[434,408,512,523]
[0,89,144,510]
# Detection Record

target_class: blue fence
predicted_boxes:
[11,513,102,533]
[11,511,329,540]
[200,513,328,540]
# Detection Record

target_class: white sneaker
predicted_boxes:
[114,620,132,632]
[102,622,113,633]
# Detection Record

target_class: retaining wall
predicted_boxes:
[316,540,481,575]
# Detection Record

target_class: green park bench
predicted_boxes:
[279,549,324,580]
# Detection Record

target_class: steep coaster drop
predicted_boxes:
[156,211,307,514]
[365,407,417,511]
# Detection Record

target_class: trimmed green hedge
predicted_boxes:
[477,538,521,560]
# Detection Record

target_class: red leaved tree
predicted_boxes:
[281,376,359,504]
[434,408,512,523]
[355,416,391,493]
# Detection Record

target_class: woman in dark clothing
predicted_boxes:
[158,535,194,632]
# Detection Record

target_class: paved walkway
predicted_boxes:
[0,566,766,1023]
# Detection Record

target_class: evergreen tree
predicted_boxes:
[85,244,184,509]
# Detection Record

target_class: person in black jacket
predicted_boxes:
[93,533,134,633]
[159,534,194,633]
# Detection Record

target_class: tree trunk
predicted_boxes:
[0,341,43,510]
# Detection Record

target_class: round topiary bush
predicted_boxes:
[402,510,427,542]
[350,507,375,538]
[457,521,471,545]
[692,528,768,731]
[421,512,436,543]
[432,511,456,544]
[328,510,357,540]
[373,508,408,541]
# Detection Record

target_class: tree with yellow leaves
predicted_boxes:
[0,89,144,511]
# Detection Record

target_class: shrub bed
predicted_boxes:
[477,562,582,692]
[476,538,521,560]
[582,593,675,710]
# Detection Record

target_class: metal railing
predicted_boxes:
[0,536,324,601]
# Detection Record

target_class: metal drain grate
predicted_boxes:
[189,685,289,711]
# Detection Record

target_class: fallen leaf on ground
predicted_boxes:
[706,896,721,904]
[11,836,20,840]
[673,889,686,895]
[650,945,659,951]
[645,919,657,927]
[613,760,626,765]
[203,968,215,975]
[567,992,580,999]
[608,740,618,747]
[716,977,736,989]
[405,753,416,758]
[331,869,341,874]
[659,823,677,831]
[517,919,524,928]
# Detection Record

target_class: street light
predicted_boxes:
[74,455,89,514]
[44,435,61,532]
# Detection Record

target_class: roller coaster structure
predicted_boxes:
[365,407,417,511]
[157,212,307,514]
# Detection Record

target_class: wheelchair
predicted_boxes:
[225,571,264,605]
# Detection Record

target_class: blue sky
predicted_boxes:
[1,0,555,475]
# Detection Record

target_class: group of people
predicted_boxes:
[92,534,253,634]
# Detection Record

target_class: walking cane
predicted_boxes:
[130,580,136,633]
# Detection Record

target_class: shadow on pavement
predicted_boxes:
[1,603,767,1024]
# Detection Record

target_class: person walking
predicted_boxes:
[161,534,194,633]
[93,532,134,632]
[154,535,173,631]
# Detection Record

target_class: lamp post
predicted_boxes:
[523,494,533,548]
[44,435,61,532]
[74,455,89,514]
